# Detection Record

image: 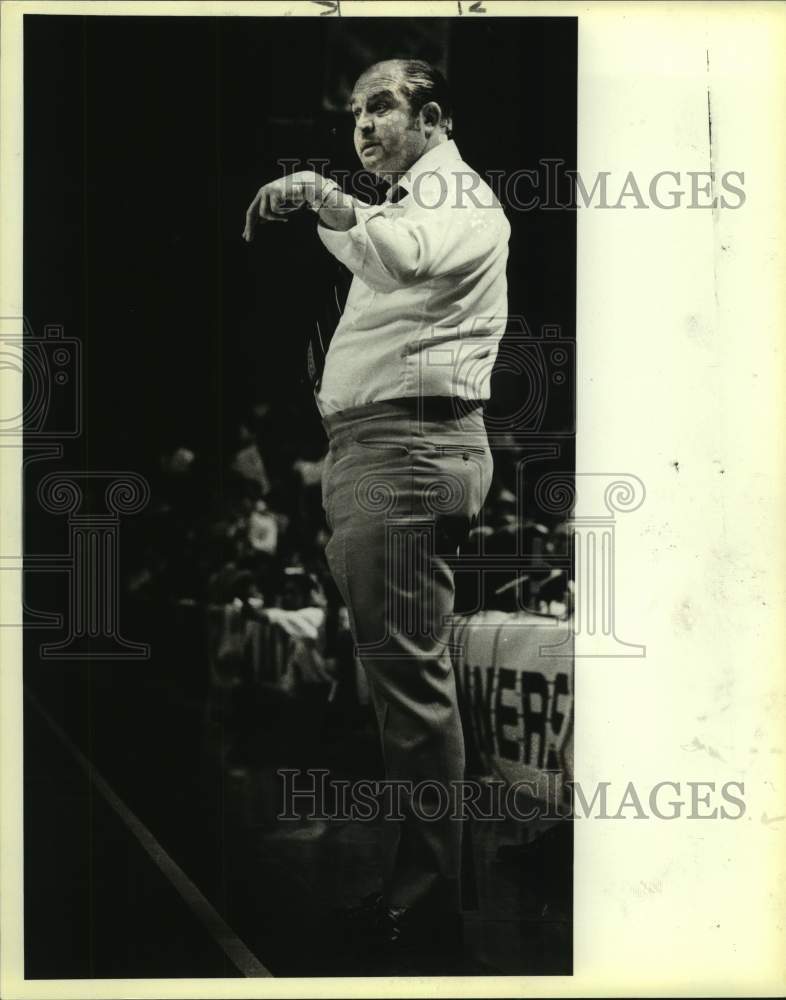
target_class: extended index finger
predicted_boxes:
[243,190,262,242]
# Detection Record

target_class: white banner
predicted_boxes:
[451,610,574,805]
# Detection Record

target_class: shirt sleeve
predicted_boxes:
[317,173,509,294]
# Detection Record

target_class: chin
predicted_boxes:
[360,152,385,171]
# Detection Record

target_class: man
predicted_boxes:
[244,59,510,960]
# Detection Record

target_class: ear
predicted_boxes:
[419,100,442,134]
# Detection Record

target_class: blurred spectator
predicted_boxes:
[128,398,573,623]
[231,423,271,496]
[248,499,278,555]
[292,456,325,487]
[167,446,196,474]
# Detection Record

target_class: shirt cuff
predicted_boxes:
[317,201,386,269]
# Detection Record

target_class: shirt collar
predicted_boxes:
[386,139,462,201]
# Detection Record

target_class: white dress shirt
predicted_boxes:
[316,140,510,416]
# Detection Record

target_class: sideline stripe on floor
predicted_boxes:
[25,688,272,979]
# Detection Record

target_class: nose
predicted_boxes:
[356,112,374,136]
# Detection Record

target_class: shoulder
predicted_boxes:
[409,162,507,218]
[443,160,510,237]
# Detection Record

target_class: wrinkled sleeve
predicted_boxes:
[318,174,508,294]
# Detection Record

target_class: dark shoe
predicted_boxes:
[336,890,385,929]
[376,903,464,953]
[337,894,466,973]
[359,905,466,976]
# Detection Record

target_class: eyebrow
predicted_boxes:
[349,88,397,112]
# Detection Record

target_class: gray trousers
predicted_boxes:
[321,397,493,913]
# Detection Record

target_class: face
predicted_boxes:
[350,63,428,179]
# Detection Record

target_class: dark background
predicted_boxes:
[22,13,576,979]
[24,13,576,471]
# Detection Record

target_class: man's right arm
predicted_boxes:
[317,173,509,294]
[314,182,361,233]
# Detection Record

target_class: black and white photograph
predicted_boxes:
[1,1,784,998]
[17,6,577,982]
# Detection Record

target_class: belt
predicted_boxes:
[388,395,484,420]
[321,395,484,434]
